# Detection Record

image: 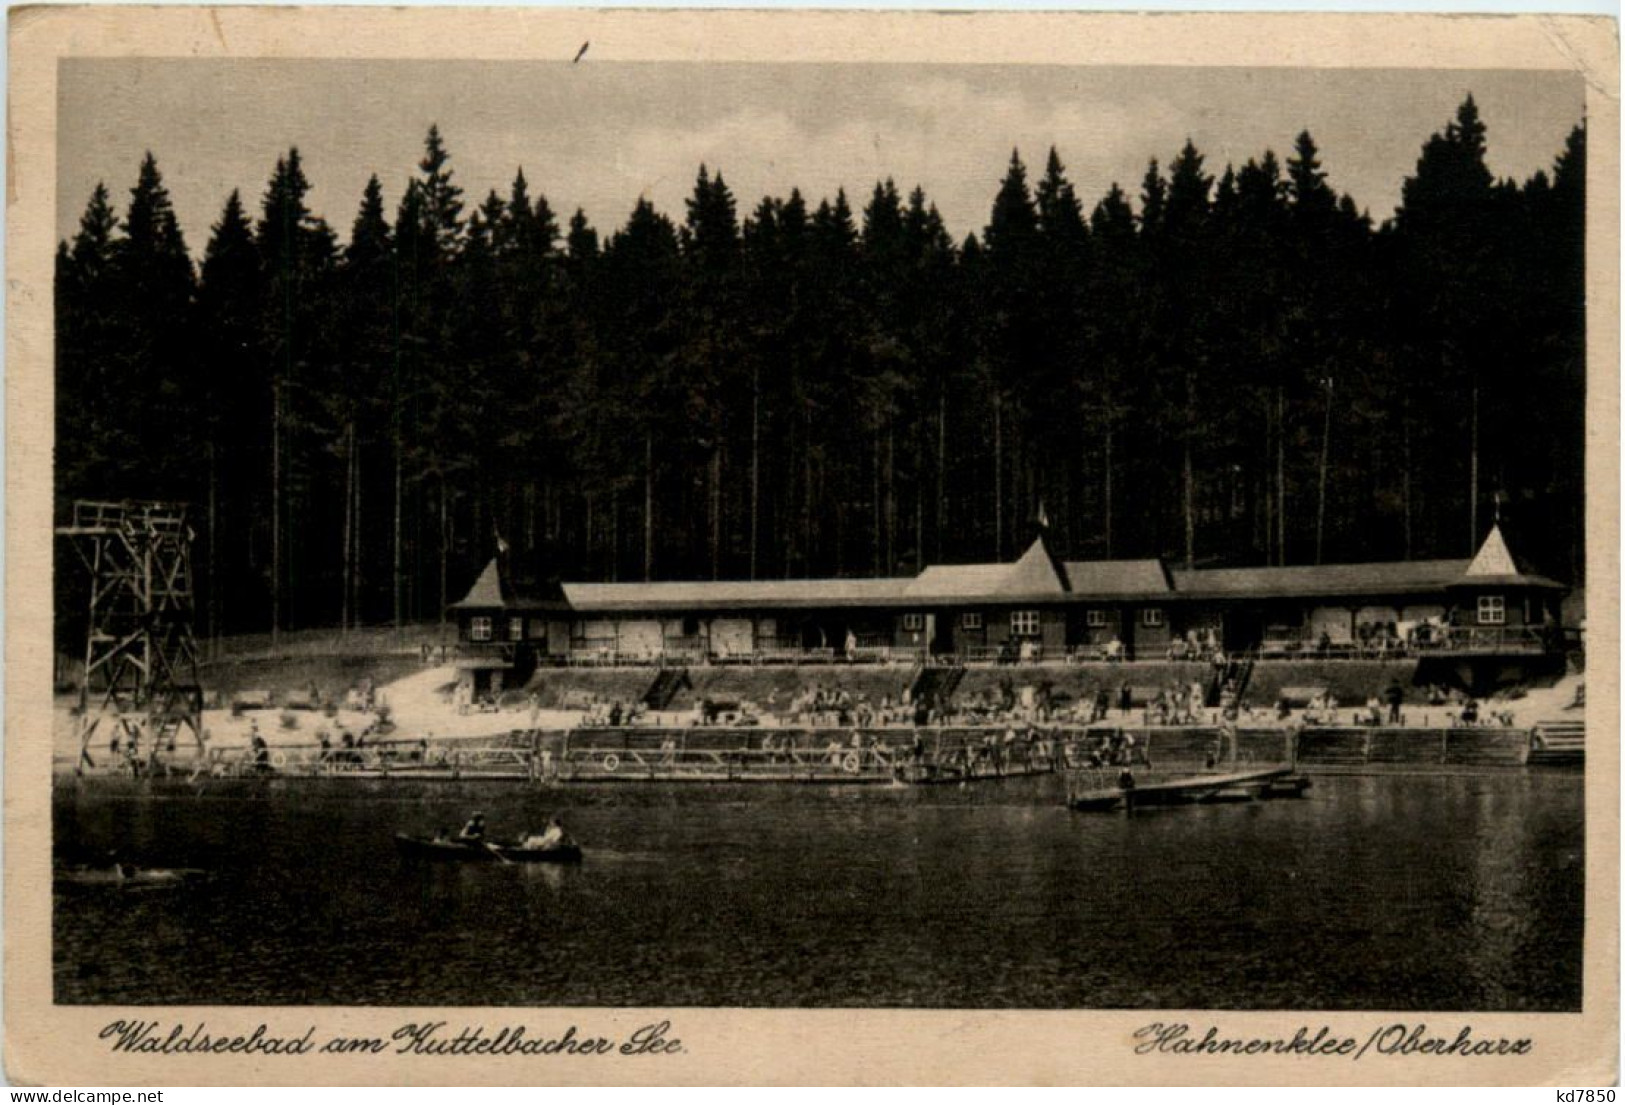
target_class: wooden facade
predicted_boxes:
[451,525,1568,669]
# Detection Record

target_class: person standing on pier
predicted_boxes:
[249,722,270,773]
[1385,680,1405,725]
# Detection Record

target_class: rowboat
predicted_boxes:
[1068,766,1298,812]
[55,864,203,887]
[1262,775,1313,799]
[392,833,583,864]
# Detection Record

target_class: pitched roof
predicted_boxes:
[456,528,1568,617]
[561,577,909,612]
[1465,524,1519,577]
[450,558,508,609]
[1171,559,1472,599]
[904,564,1013,600]
[1452,524,1566,589]
[1062,559,1172,597]
[1002,537,1069,595]
[901,539,1070,601]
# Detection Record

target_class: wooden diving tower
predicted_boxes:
[57,500,206,774]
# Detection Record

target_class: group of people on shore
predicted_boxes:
[432,668,1523,739]
[579,697,643,727]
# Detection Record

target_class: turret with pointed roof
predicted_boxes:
[449,545,570,613]
[1454,523,1565,590]
[451,558,509,609]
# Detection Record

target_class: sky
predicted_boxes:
[58,59,1584,253]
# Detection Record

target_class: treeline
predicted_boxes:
[55,98,1585,644]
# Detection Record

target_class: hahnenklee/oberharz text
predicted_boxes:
[99,1020,683,1057]
[1134,1023,1532,1060]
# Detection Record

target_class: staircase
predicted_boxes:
[643,667,692,711]
[910,664,965,712]
[1208,656,1256,713]
[1528,719,1585,765]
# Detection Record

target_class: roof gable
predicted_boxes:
[1000,537,1068,595]
[1464,524,1519,578]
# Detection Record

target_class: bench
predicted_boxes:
[232,689,274,711]
[1276,685,1329,708]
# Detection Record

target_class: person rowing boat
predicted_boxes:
[457,812,487,842]
[454,811,514,863]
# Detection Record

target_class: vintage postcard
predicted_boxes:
[6,6,1618,1087]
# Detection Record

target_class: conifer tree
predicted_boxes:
[51,107,1590,638]
[255,148,337,634]
[333,175,394,627]
[56,184,124,507]
[114,153,196,493]
[416,124,466,255]
[194,189,262,641]
[1035,146,1087,245]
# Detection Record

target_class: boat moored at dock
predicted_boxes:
[1066,765,1308,811]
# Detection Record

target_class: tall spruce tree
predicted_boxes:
[114,153,196,494]
[194,190,262,642]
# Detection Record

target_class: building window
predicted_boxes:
[1011,610,1041,637]
[902,613,925,632]
[1141,608,1164,628]
[960,612,983,630]
[1086,609,1108,628]
[1478,595,1506,626]
[469,616,492,641]
[509,617,524,642]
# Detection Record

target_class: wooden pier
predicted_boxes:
[176,733,1081,785]
[66,721,1556,785]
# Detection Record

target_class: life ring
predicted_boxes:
[271,750,288,768]
[841,751,862,775]
[602,753,621,773]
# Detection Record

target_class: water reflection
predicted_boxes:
[54,772,1582,1009]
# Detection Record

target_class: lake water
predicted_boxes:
[54,771,1583,1009]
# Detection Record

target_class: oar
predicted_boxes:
[482,840,514,865]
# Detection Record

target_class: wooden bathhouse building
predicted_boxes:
[449,524,1569,694]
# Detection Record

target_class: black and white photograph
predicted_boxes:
[9,7,1617,1087]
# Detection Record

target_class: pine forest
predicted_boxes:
[54,97,1587,645]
